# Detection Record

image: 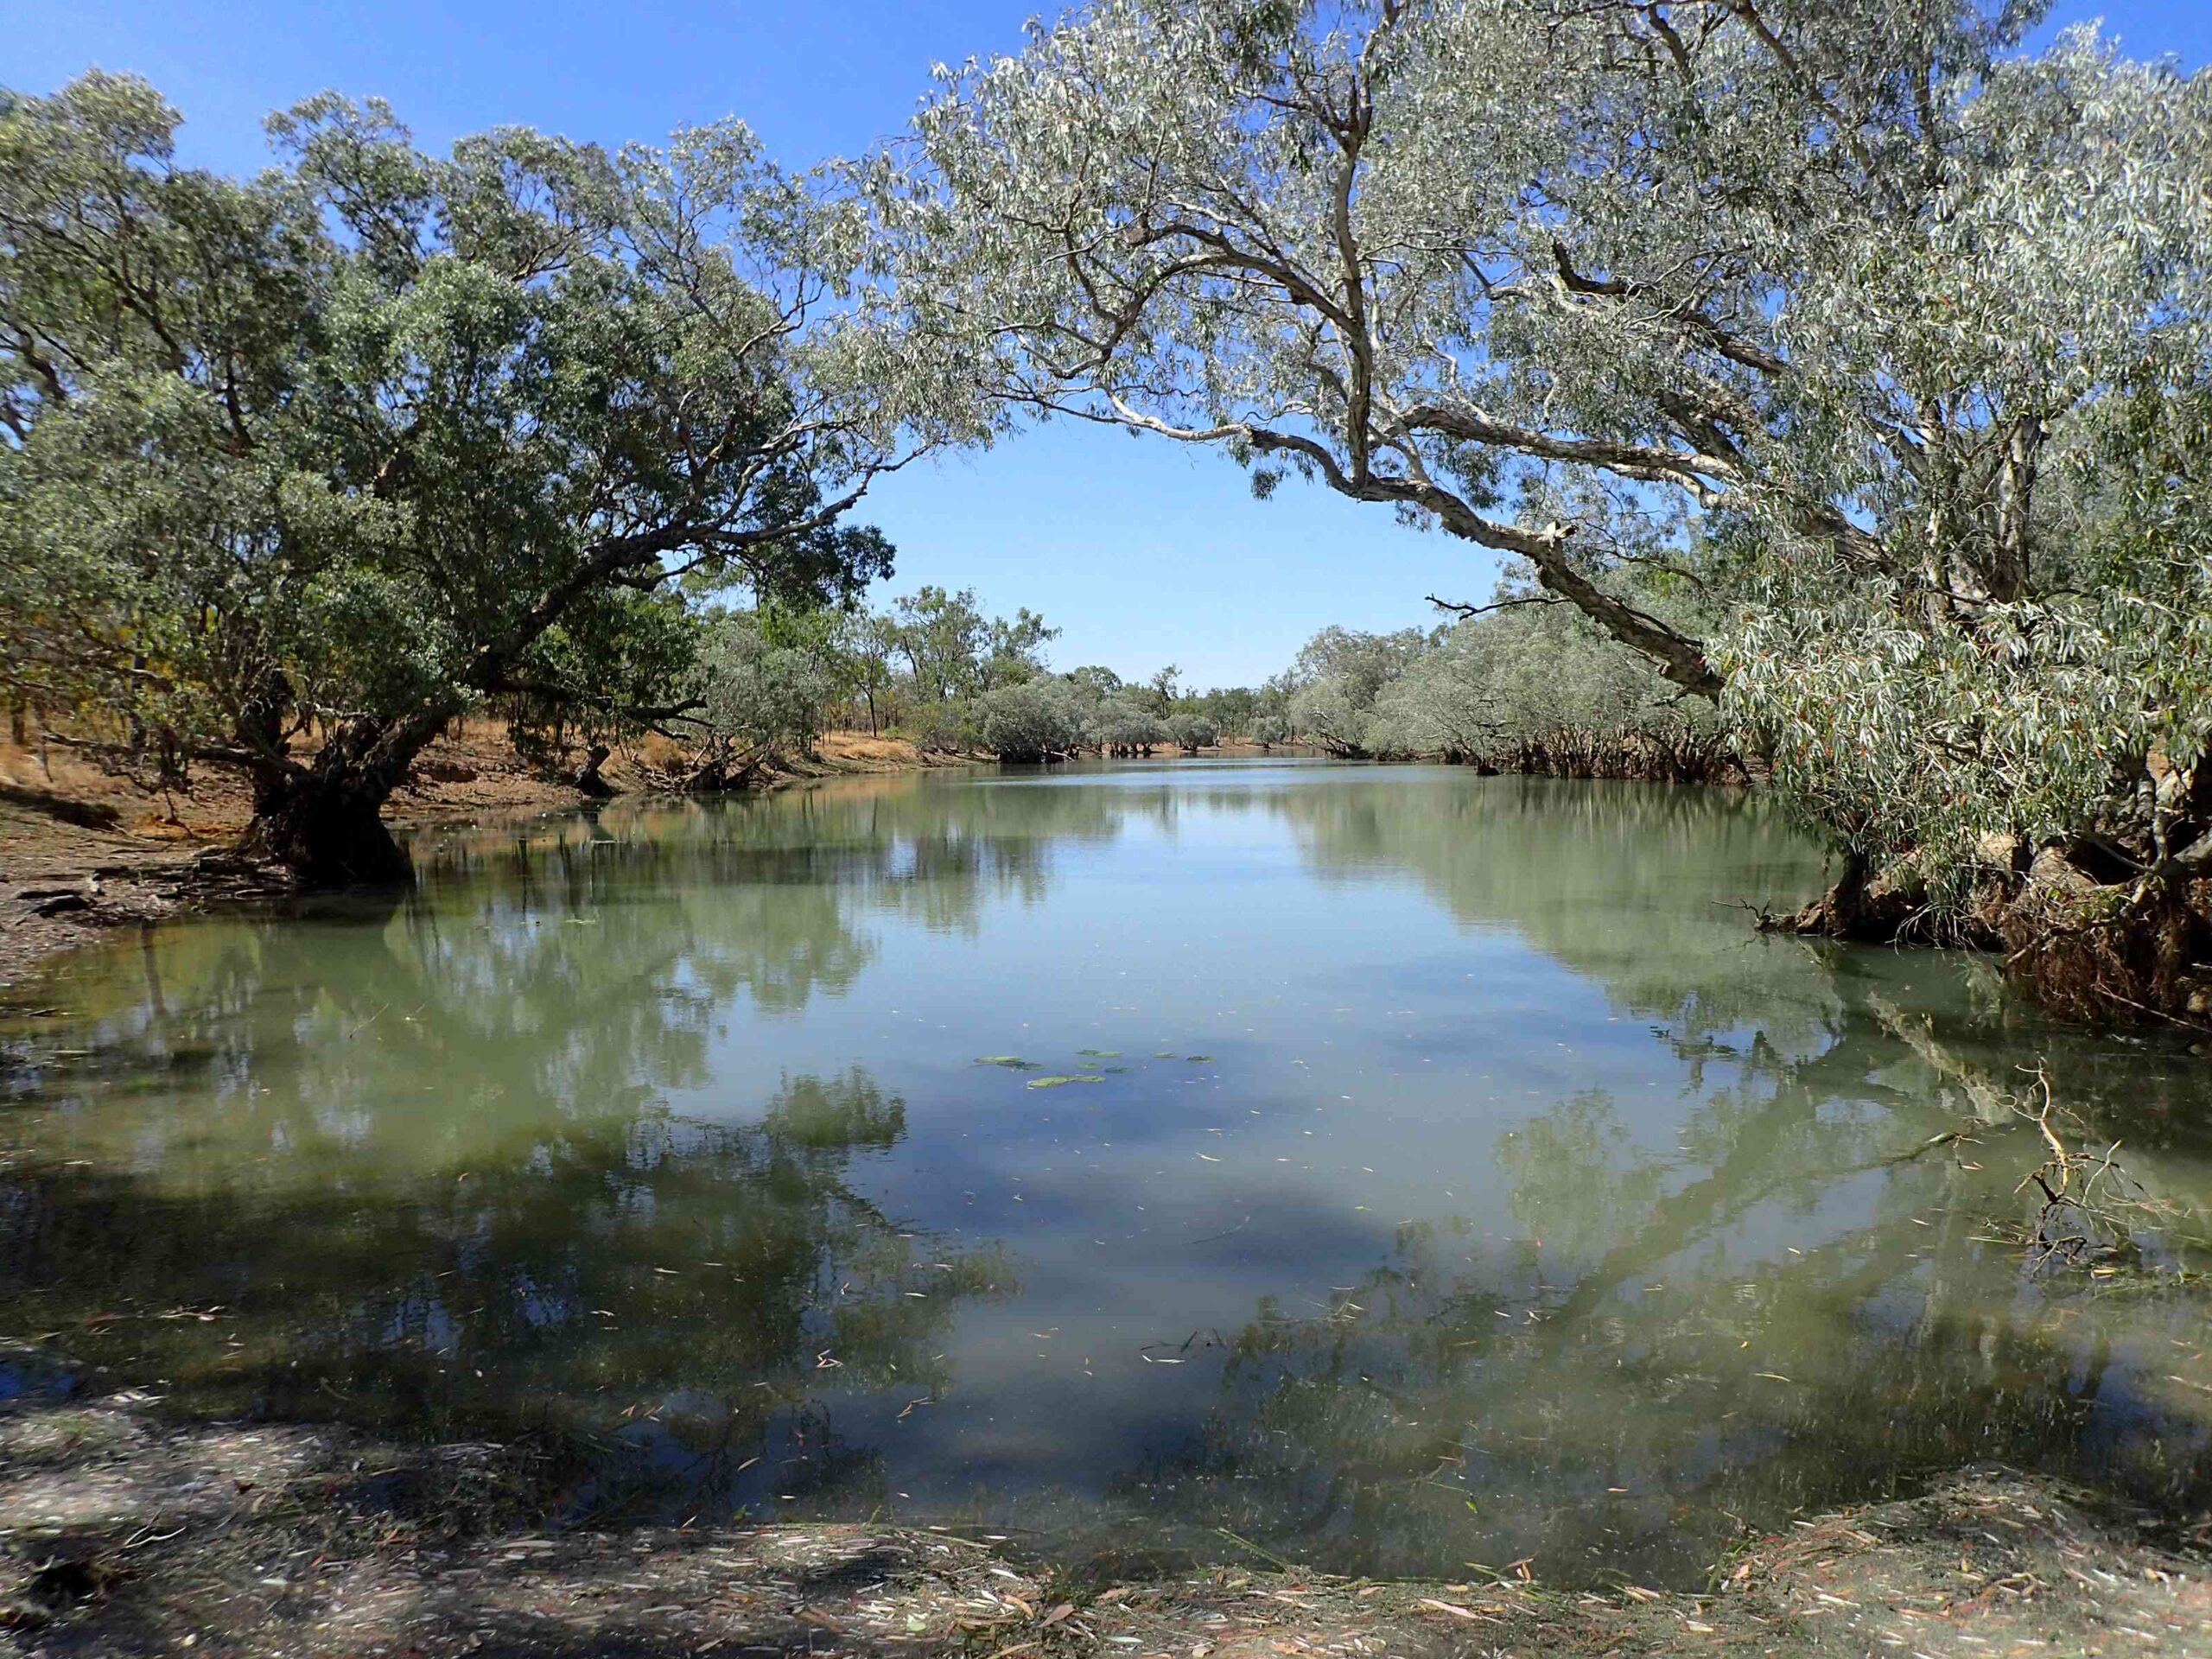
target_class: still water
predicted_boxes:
[4,761,2212,1582]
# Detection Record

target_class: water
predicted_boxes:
[4,760,2211,1581]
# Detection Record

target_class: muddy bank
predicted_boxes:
[0,1390,2205,1656]
[0,729,967,992]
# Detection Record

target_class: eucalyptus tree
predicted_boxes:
[1369,626,1499,761]
[1368,582,1731,772]
[876,0,2212,1007]
[835,609,903,734]
[887,585,1059,702]
[880,0,2204,687]
[1165,710,1218,752]
[1089,696,1168,755]
[1067,664,1127,702]
[976,675,1087,760]
[887,586,994,701]
[687,608,838,778]
[1284,626,1425,756]
[0,73,967,884]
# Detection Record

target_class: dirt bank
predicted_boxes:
[0,728,964,992]
[0,1388,2204,1656]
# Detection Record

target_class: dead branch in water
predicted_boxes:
[2005,1064,2184,1274]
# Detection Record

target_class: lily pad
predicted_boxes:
[976,1056,1039,1070]
[1077,1047,1122,1058]
[1185,1054,1215,1064]
[1026,1074,1105,1090]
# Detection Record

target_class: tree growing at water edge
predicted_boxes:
[871,0,2212,1018]
[0,74,971,883]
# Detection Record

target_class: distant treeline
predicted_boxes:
[752,569,1732,783]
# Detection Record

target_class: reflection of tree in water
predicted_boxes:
[1106,1003,2212,1585]
[0,776,1153,1516]
[467,776,1137,946]
[0,1062,1012,1522]
[15,771,2212,1548]
[1279,775,1840,1039]
[1277,771,2212,1144]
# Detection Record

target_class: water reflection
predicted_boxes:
[3,762,2209,1577]
[0,1057,1012,1516]
[1116,1072,2212,1581]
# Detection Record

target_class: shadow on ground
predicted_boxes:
[2,1393,2209,1656]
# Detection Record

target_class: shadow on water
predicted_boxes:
[3,763,2210,1579]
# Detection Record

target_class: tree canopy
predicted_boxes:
[0,72,968,880]
[875,0,2208,685]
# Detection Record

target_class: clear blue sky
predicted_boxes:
[11,3,2205,687]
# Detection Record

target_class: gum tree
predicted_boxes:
[977,676,1087,760]
[873,1,2212,1010]
[878,0,2202,690]
[1,73,967,883]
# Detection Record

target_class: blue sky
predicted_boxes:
[12,3,2206,686]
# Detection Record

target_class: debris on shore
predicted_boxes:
[3,1390,2206,1656]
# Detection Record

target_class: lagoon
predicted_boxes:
[5,760,2210,1583]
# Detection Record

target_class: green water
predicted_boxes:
[4,760,2211,1582]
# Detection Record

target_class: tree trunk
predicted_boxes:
[573,742,614,798]
[238,765,412,887]
[235,706,452,888]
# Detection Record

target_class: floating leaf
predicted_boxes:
[976,1056,1039,1070]
[1185,1054,1215,1064]
[1077,1047,1122,1058]
[1027,1074,1105,1090]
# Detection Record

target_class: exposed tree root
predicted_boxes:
[1772,851,2212,1032]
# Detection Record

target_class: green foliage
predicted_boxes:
[906,696,979,754]
[1067,664,1125,702]
[690,609,838,758]
[1285,628,1427,757]
[1725,380,2212,898]
[976,676,1086,760]
[0,71,944,867]
[886,586,1058,702]
[837,585,1065,747]
[874,0,2212,905]
[1165,711,1219,753]
[1088,696,1168,754]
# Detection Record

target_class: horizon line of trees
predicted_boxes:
[667,563,1732,779]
